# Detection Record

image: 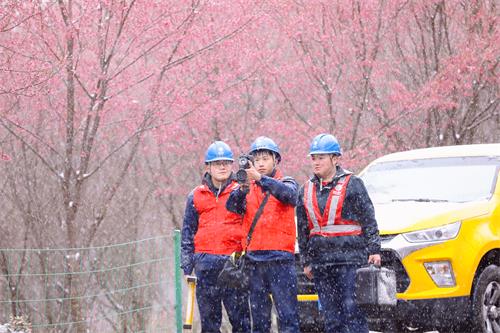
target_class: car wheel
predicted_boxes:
[471,265,500,333]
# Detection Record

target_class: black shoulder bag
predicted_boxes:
[217,192,270,290]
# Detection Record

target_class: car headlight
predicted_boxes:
[402,221,461,243]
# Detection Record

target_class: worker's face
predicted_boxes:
[207,160,233,184]
[310,154,338,178]
[252,151,276,176]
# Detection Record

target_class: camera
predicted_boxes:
[238,155,253,170]
[236,154,253,185]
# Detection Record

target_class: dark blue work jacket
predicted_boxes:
[297,166,381,267]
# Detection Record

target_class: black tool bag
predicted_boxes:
[217,251,249,290]
[355,265,397,308]
[217,192,270,290]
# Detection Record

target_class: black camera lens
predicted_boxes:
[238,156,248,169]
[236,169,248,184]
[238,155,253,169]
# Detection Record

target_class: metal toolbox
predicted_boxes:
[355,265,397,307]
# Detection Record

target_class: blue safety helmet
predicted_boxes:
[204,141,234,163]
[249,136,281,161]
[309,134,341,156]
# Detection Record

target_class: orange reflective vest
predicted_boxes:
[242,170,296,253]
[304,174,362,237]
[193,181,244,255]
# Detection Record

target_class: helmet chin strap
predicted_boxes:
[330,154,337,166]
[270,153,279,175]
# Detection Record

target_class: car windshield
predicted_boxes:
[360,156,500,203]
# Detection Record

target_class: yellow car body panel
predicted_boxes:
[359,144,500,330]
[397,197,500,300]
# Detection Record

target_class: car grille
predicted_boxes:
[295,251,410,294]
[379,234,397,242]
[381,249,410,293]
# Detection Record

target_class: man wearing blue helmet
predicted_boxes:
[181,141,250,333]
[297,134,381,333]
[226,136,300,333]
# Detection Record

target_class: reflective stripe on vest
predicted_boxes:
[304,174,362,237]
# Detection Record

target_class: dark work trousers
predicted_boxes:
[313,264,369,333]
[247,260,300,333]
[194,256,251,333]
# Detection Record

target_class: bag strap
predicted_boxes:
[244,191,271,251]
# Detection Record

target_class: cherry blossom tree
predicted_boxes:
[386,0,499,147]
[0,0,497,331]
[0,1,262,331]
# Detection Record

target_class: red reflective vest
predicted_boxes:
[242,170,296,253]
[193,181,244,255]
[304,174,362,237]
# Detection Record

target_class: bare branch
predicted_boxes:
[0,118,59,177]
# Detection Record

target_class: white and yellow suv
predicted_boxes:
[358,143,500,332]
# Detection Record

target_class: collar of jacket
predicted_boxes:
[310,165,352,186]
[201,172,236,194]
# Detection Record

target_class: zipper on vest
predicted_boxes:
[215,186,221,202]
